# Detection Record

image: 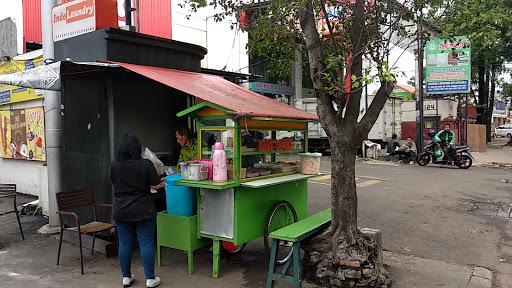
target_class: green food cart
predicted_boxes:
[157,100,318,278]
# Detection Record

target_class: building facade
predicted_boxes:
[0,17,17,58]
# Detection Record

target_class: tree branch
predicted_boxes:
[345,0,367,122]
[300,0,339,137]
[356,80,395,141]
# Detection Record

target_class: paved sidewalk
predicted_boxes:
[472,144,512,167]
[2,160,512,287]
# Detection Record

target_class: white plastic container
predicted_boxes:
[180,162,209,181]
[299,153,322,175]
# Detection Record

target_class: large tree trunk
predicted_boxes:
[299,0,391,286]
[330,139,359,247]
[303,138,390,287]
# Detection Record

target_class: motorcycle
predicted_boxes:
[416,141,474,169]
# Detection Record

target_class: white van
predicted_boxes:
[495,124,512,138]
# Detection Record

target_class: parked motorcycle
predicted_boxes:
[416,140,473,169]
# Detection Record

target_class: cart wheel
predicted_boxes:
[264,200,298,265]
[221,241,247,254]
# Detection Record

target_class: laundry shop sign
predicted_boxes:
[52,0,96,41]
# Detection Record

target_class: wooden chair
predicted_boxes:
[0,184,24,240]
[56,188,114,275]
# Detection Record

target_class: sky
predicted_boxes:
[0,0,23,54]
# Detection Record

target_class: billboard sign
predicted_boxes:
[52,0,118,42]
[425,36,471,94]
[249,82,294,96]
[52,0,96,42]
[0,107,46,161]
[494,101,507,115]
[0,55,44,105]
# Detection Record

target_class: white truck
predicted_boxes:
[294,95,402,153]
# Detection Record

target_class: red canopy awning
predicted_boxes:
[113,62,318,121]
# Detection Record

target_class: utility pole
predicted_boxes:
[41,0,62,226]
[415,6,425,151]
[293,50,303,106]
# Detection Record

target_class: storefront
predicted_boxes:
[1,30,321,278]
[493,101,509,125]
[0,50,50,211]
[401,97,458,140]
[0,28,207,214]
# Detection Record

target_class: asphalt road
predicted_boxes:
[310,158,512,287]
[0,158,511,287]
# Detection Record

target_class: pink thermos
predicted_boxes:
[212,142,227,183]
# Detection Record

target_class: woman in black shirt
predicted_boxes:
[111,134,163,288]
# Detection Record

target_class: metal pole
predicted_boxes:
[125,0,132,27]
[107,77,115,161]
[42,0,62,226]
[458,94,462,143]
[465,93,469,144]
[135,0,141,32]
[415,7,425,151]
[293,50,303,106]
[435,97,439,128]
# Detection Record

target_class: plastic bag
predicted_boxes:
[142,147,165,176]
[164,166,175,176]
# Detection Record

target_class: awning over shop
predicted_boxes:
[0,61,121,91]
[0,60,317,120]
[113,62,318,121]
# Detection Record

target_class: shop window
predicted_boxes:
[241,130,304,170]
[424,116,440,129]
[200,128,235,180]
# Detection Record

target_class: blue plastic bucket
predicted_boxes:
[165,174,196,216]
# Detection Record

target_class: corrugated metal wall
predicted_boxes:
[136,0,172,39]
[22,0,42,45]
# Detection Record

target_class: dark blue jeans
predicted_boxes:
[116,217,156,279]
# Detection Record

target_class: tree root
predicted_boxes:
[303,228,391,287]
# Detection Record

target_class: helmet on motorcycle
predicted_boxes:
[428,129,436,138]
[434,149,443,158]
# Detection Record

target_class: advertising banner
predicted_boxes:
[52,0,118,42]
[53,0,96,41]
[0,111,12,158]
[425,36,471,94]
[0,108,46,161]
[0,61,61,92]
[10,110,27,160]
[25,108,46,161]
[249,82,294,96]
[0,56,44,105]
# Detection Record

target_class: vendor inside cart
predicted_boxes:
[175,127,197,171]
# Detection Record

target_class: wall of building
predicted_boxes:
[0,18,18,57]
[0,98,48,213]
[171,2,249,74]
[113,73,189,155]
[423,99,457,119]
[22,0,246,72]
[402,99,458,122]
[401,98,459,140]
